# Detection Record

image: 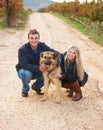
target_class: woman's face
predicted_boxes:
[67,48,76,61]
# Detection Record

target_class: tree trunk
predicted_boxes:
[5,0,10,27]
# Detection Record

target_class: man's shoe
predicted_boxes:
[32,86,44,95]
[22,92,28,97]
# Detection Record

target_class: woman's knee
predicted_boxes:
[69,80,80,87]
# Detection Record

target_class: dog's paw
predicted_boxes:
[40,96,48,102]
[55,98,61,104]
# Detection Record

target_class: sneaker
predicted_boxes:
[22,92,28,97]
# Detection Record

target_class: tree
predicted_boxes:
[8,0,23,22]
[4,0,23,27]
[5,0,9,27]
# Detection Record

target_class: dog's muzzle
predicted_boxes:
[44,61,51,66]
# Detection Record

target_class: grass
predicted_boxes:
[0,19,6,29]
[50,12,103,46]
[15,10,30,30]
[0,9,30,30]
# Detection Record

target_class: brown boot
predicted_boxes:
[62,83,70,92]
[67,89,73,97]
[73,81,82,101]
[63,83,74,97]
[62,83,69,89]
[69,81,82,101]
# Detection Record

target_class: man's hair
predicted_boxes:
[28,29,40,38]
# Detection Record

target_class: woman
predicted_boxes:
[54,45,85,101]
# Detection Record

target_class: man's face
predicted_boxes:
[28,34,39,49]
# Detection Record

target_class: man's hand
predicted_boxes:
[39,66,46,73]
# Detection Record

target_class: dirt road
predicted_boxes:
[0,13,103,130]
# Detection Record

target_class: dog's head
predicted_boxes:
[40,51,60,71]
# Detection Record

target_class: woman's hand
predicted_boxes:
[53,73,62,78]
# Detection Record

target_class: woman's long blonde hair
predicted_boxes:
[64,45,84,81]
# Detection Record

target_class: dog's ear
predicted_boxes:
[40,52,43,58]
[53,51,60,58]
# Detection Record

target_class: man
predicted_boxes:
[16,29,55,97]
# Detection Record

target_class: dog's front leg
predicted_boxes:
[54,79,61,104]
[41,73,49,102]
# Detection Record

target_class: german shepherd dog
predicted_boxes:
[39,51,61,104]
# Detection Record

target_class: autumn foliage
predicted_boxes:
[7,0,23,21]
[45,1,103,26]
[0,0,23,23]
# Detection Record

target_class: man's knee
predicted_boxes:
[18,69,32,80]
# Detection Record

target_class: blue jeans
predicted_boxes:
[17,69,44,93]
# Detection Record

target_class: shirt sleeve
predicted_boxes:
[18,48,39,72]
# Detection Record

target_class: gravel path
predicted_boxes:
[0,12,103,130]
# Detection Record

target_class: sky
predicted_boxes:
[51,0,93,3]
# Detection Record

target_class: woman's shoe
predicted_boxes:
[72,93,82,101]
[67,89,73,97]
